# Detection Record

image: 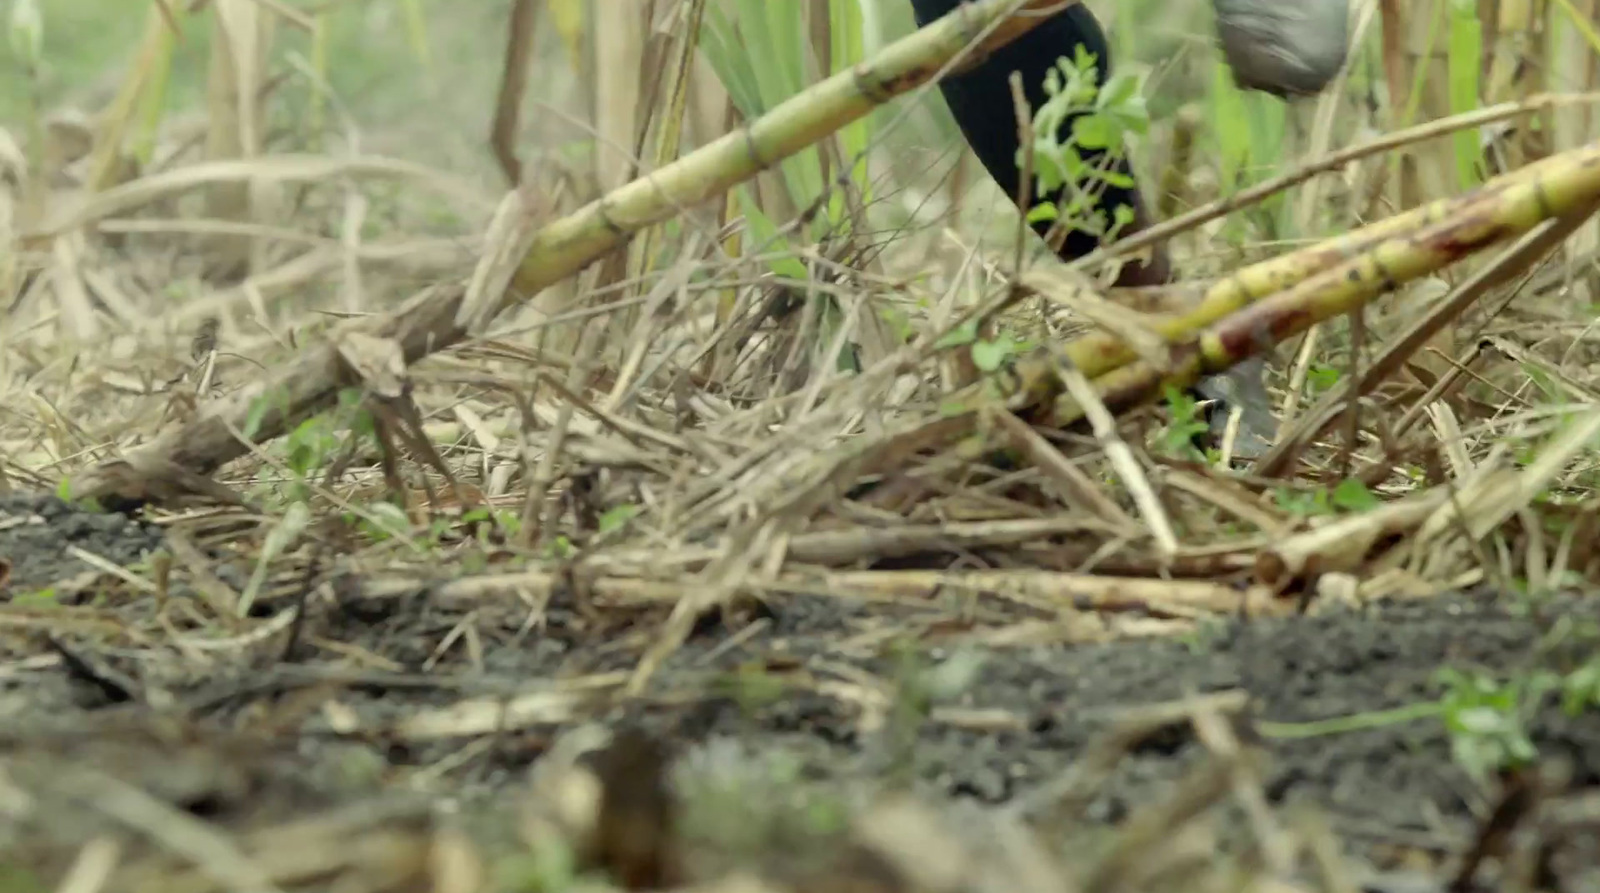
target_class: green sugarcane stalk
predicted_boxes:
[1044,138,1600,427]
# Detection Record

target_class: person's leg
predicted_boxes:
[908,0,1278,456]
[908,0,1169,286]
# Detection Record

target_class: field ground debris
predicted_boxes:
[3,0,1600,891]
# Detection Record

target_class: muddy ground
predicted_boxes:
[2,490,1598,890]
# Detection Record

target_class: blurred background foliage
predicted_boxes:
[5,0,1600,366]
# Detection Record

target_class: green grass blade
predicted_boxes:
[1447,1,1483,190]
[396,0,432,77]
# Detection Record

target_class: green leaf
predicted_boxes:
[1562,659,1600,715]
[933,318,980,350]
[1110,202,1134,233]
[1072,113,1115,150]
[701,0,875,240]
[1307,364,1342,392]
[244,392,272,439]
[1275,487,1331,517]
[1332,479,1380,512]
[239,500,314,616]
[397,0,432,75]
[970,336,1015,372]
[263,501,313,558]
[364,501,412,542]
[598,503,641,535]
[1026,203,1059,224]
[1210,60,1250,194]
[737,188,810,282]
[1446,3,1482,190]
[14,587,58,608]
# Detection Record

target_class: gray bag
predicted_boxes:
[1213,0,1351,97]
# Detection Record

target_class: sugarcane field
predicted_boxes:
[3,1,1600,891]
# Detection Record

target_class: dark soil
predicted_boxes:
[0,492,165,592]
[3,490,1598,888]
[645,587,1600,882]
